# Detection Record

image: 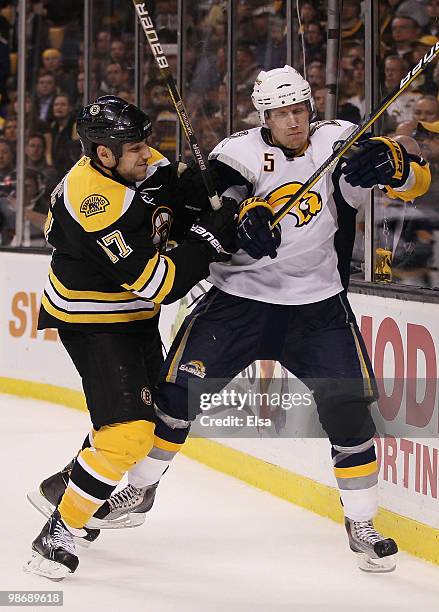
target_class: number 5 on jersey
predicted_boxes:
[98,230,133,263]
[264,153,275,172]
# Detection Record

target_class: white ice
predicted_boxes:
[2,394,439,612]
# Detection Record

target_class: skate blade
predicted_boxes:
[27,490,55,520]
[86,512,146,530]
[355,552,397,573]
[23,551,71,582]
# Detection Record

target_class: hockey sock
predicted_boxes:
[332,437,378,521]
[128,434,185,487]
[59,420,155,528]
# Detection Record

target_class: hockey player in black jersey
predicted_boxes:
[24,95,238,580]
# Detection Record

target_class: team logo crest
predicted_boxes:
[141,387,152,405]
[89,104,100,116]
[266,182,322,227]
[179,360,206,379]
[151,206,172,252]
[80,194,110,217]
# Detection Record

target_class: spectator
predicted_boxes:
[411,35,439,95]
[2,115,16,145]
[341,0,365,43]
[144,80,173,117]
[235,46,261,88]
[25,132,58,192]
[304,22,326,64]
[313,87,327,120]
[426,0,439,36]
[45,94,81,181]
[0,137,14,181]
[254,15,286,70]
[389,15,422,62]
[412,94,439,122]
[393,0,429,30]
[307,60,325,91]
[300,2,319,26]
[7,168,48,247]
[383,55,420,130]
[95,30,111,61]
[340,42,365,73]
[347,58,366,118]
[101,61,130,95]
[34,71,57,128]
[40,48,75,100]
[110,39,129,66]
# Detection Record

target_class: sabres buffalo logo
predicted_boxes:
[151,206,172,252]
[266,182,322,227]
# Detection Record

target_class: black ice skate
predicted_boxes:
[23,510,79,581]
[345,517,398,572]
[86,482,159,529]
[27,460,100,547]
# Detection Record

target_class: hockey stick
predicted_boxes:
[132,0,221,210]
[271,41,439,228]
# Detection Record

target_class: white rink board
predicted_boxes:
[1,251,439,528]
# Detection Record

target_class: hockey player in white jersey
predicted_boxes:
[31,67,430,573]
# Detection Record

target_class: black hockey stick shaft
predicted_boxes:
[271,41,439,228]
[132,0,221,210]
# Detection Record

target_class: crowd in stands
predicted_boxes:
[0,0,438,286]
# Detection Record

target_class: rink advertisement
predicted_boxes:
[1,251,439,537]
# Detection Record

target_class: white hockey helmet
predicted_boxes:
[252,65,316,127]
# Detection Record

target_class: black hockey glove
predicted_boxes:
[187,196,238,262]
[237,197,281,260]
[342,136,410,189]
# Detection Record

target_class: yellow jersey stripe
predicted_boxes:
[349,324,374,398]
[152,256,176,304]
[49,268,137,302]
[42,294,160,323]
[122,252,160,292]
[334,460,378,479]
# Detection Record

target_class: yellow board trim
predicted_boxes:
[334,460,378,479]
[42,294,159,323]
[2,375,439,566]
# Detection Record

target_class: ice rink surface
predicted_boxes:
[2,394,439,612]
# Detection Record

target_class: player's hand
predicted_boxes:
[187,196,238,262]
[342,136,410,189]
[237,197,281,260]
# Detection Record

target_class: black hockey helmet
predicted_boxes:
[77,95,152,164]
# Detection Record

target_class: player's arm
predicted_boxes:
[169,159,252,243]
[207,159,281,260]
[341,135,431,202]
[77,202,238,305]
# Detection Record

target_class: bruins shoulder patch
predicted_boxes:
[80,194,110,217]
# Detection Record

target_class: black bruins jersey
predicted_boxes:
[38,149,211,332]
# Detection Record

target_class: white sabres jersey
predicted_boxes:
[208,120,369,305]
